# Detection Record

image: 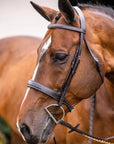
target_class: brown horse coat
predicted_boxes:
[0,36,41,144]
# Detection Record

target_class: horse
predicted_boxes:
[0,0,114,144]
[0,36,41,144]
[17,0,114,144]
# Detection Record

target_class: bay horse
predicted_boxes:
[0,0,114,144]
[17,0,114,144]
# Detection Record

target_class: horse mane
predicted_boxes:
[78,3,114,18]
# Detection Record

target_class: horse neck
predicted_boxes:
[83,8,114,83]
[82,8,114,109]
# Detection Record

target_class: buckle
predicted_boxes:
[45,104,65,124]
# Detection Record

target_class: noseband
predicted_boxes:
[27,7,104,111]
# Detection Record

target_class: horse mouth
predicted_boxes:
[39,105,63,143]
[18,115,56,144]
[39,117,55,143]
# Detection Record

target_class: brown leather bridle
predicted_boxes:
[27,7,104,112]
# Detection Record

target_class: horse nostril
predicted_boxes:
[20,123,39,144]
[20,123,31,141]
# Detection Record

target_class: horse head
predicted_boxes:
[17,0,108,143]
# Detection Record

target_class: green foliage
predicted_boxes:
[0,132,8,144]
[0,117,11,144]
[0,118,11,134]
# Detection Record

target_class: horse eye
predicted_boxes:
[53,52,68,63]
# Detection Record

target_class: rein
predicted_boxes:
[88,94,96,144]
[27,6,114,144]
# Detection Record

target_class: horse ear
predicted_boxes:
[30,1,58,22]
[58,0,76,23]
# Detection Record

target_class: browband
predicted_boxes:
[48,24,86,34]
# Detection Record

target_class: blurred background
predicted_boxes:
[0,0,113,39]
[0,0,58,39]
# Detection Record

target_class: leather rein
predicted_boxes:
[27,7,114,144]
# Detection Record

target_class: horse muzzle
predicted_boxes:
[17,112,56,144]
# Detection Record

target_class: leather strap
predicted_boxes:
[58,120,114,144]
[48,24,86,33]
[88,94,96,144]
[27,80,74,112]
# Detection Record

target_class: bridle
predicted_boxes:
[27,6,114,144]
[27,6,104,111]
